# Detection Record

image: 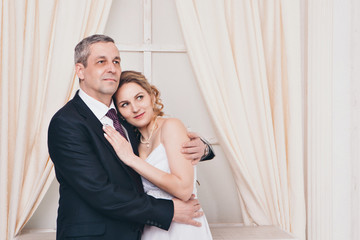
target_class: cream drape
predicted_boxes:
[175,0,305,239]
[0,1,112,239]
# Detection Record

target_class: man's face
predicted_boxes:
[76,42,121,105]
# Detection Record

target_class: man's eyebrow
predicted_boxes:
[93,56,120,61]
[95,55,106,59]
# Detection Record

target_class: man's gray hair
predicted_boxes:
[74,34,115,67]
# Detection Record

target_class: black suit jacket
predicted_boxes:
[48,92,173,240]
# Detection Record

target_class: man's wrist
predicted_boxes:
[201,142,210,160]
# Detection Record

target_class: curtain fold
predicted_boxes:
[175,0,305,239]
[0,1,113,239]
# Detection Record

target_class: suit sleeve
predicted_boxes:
[48,114,173,230]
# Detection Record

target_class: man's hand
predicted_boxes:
[182,132,207,165]
[172,195,203,227]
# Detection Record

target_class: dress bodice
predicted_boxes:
[140,144,213,240]
[141,144,197,200]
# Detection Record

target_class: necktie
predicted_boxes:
[106,108,127,139]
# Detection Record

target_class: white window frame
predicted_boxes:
[115,0,186,83]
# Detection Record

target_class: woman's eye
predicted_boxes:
[121,103,128,107]
[137,95,143,100]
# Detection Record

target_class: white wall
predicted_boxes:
[349,1,360,239]
[332,0,352,239]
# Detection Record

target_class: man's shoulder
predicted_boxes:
[49,95,90,131]
[48,96,88,137]
[52,97,78,119]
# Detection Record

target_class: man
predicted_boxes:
[48,34,214,240]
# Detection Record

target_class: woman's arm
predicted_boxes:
[158,118,194,200]
[103,118,194,201]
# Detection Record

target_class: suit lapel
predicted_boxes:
[120,119,140,156]
[72,92,144,192]
[72,92,113,151]
[117,113,144,192]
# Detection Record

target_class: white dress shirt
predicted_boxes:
[78,89,129,140]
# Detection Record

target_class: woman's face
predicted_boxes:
[115,82,154,128]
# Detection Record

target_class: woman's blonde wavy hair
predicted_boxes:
[118,71,164,118]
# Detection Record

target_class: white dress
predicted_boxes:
[141,144,213,240]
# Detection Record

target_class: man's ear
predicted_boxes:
[75,63,85,80]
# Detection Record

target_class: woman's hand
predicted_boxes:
[103,125,135,166]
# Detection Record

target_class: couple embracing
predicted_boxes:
[48,34,214,240]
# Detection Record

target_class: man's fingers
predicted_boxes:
[188,196,199,204]
[183,134,202,148]
[183,152,200,159]
[182,147,201,154]
[188,219,202,227]
[182,140,202,148]
[194,204,201,212]
[191,159,200,165]
[188,198,200,208]
[189,194,196,200]
[172,196,204,227]
[182,142,194,148]
[182,153,201,164]
[185,153,202,161]
[187,131,199,139]
[193,211,204,219]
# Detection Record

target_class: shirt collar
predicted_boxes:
[78,89,116,120]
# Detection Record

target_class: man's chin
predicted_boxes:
[101,87,118,96]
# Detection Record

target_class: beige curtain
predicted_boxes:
[175,0,305,239]
[0,0,112,239]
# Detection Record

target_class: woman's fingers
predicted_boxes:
[103,125,122,147]
[103,125,120,139]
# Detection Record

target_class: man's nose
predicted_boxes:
[107,62,117,73]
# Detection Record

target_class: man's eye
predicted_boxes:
[97,60,104,64]
[114,60,120,64]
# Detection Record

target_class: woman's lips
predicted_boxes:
[134,112,145,119]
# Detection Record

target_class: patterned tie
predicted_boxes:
[106,108,127,139]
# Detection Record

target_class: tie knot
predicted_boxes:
[105,108,127,139]
[106,108,117,120]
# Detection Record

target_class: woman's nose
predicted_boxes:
[131,103,139,113]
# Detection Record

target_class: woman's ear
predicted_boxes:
[119,114,125,121]
[151,94,156,105]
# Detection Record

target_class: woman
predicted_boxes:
[103,71,213,239]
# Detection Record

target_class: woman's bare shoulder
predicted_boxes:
[160,118,187,140]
